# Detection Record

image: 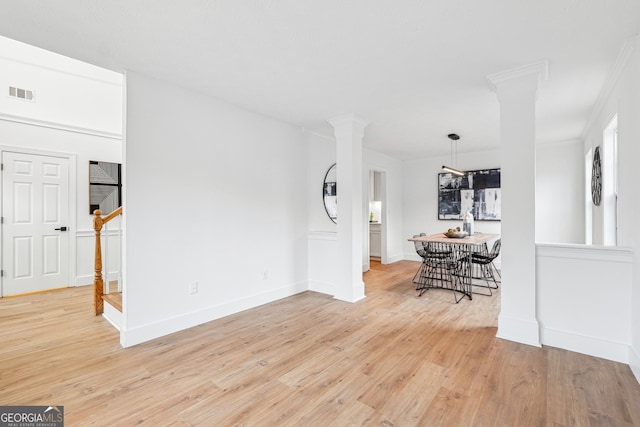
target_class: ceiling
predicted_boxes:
[1,1,639,159]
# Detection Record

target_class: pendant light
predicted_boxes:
[442,133,465,176]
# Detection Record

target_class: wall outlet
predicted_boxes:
[262,271,268,280]
[189,282,198,295]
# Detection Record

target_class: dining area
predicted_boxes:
[409,231,501,303]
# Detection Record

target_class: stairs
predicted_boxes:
[102,292,122,312]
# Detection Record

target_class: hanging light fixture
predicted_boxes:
[442,133,465,176]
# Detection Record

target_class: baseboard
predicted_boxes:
[541,326,628,364]
[75,273,119,287]
[120,281,308,348]
[308,280,336,296]
[386,253,404,264]
[404,253,422,262]
[629,345,640,384]
[75,275,93,286]
[102,302,123,331]
[497,313,541,347]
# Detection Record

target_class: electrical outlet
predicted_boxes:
[263,271,268,280]
[189,282,198,295]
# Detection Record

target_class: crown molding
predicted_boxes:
[486,59,550,93]
[0,112,122,140]
[327,114,369,130]
[580,34,638,141]
[304,128,335,142]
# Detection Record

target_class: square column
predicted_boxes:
[327,114,369,302]
[488,60,548,347]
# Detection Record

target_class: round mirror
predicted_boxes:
[323,163,337,223]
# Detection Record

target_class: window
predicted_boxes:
[602,115,618,245]
[585,148,592,244]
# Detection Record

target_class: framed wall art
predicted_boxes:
[438,168,501,221]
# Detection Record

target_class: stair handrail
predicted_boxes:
[94,207,123,315]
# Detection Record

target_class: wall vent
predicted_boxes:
[8,86,35,102]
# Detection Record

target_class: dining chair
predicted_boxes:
[418,241,467,303]
[465,238,501,295]
[411,234,429,289]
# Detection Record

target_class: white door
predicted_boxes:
[2,151,70,296]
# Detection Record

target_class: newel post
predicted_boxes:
[93,210,104,315]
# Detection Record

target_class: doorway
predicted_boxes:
[1,149,74,296]
[367,169,387,267]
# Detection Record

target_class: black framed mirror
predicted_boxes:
[323,163,337,223]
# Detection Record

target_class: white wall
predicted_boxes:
[582,37,640,380]
[0,36,123,136]
[307,132,337,233]
[123,71,308,346]
[402,143,586,261]
[402,149,502,261]
[536,140,584,244]
[307,131,339,295]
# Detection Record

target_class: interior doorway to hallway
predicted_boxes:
[367,169,387,270]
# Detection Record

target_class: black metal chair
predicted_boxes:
[411,234,429,289]
[464,238,501,295]
[417,241,468,303]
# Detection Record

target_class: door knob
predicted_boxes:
[54,226,68,231]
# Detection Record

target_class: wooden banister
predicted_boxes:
[94,207,122,315]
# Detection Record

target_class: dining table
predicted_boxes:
[408,232,500,301]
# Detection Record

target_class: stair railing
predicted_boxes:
[94,207,122,315]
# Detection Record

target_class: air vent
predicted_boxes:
[8,86,35,102]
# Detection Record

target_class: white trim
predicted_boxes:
[386,253,405,264]
[326,114,370,130]
[536,243,632,263]
[0,113,122,140]
[541,325,628,364]
[630,346,640,385]
[497,313,541,347]
[308,231,337,241]
[120,281,308,348]
[0,52,122,86]
[308,280,336,296]
[404,253,423,262]
[304,128,335,142]
[76,228,122,238]
[75,275,94,286]
[486,59,549,92]
[580,35,638,141]
[102,302,123,331]
[119,71,128,339]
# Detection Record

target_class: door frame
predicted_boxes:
[364,167,388,272]
[0,146,77,295]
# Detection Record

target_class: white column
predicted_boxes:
[487,60,548,347]
[327,114,369,302]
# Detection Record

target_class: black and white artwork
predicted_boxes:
[89,161,122,214]
[324,182,336,196]
[438,168,501,221]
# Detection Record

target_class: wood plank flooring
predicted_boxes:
[1,260,639,426]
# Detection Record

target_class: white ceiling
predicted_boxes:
[1,1,639,159]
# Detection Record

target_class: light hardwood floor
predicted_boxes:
[1,260,639,426]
